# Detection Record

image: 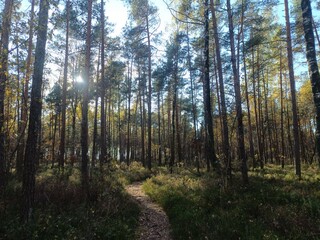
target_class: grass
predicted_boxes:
[0,165,140,240]
[143,165,320,240]
[109,161,153,186]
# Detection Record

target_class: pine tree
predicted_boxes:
[22,0,49,222]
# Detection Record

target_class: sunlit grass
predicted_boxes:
[143,165,320,240]
[109,161,152,185]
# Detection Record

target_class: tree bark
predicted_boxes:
[16,0,35,178]
[92,46,101,168]
[58,0,70,171]
[226,0,248,183]
[301,0,320,162]
[126,60,133,166]
[284,0,301,178]
[81,0,92,190]
[210,0,229,173]
[0,0,14,191]
[204,0,219,171]
[100,0,107,167]
[146,12,152,170]
[22,0,49,222]
[279,49,285,168]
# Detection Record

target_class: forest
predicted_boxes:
[1,0,320,239]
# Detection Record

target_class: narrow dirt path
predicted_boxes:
[125,182,172,240]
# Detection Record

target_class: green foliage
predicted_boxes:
[110,161,152,185]
[143,166,320,240]
[0,167,139,239]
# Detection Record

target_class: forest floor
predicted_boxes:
[125,182,172,240]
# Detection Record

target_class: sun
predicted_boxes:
[76,75,83,83]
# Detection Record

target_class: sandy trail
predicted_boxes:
[125,182,172,240]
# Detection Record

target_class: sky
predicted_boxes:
[105,0,172,37]
[18,0,172,36]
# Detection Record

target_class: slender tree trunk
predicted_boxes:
[139,67,146,167]
[176,100,182,163]
[187,24,197,141]
[16,0,35,178]
[251,44,264,169]
[263,70,273,163]
[81,0,92,190]
[126,61,132,166]
[226,0,248,183]
[0,0,14,191]
[146,12,152,170]
[22,0,49,222]
[280,48,285,168]
[239,0,255,169]
[213,56,223,154]
[284,0,301,178]
[51,111,58,167]
[157,91,162,166]
[100,0,107,167]
[161,94,166,165]
[91,91,98,167]
[210,0,229,173]
[117,85,124,163]
[242,41,255,168]
[257,47,266,165]
[58,0,70,171]
[92,47,100,168]
[301,0,320,162]
[71,79,78,166]
[170,84,176,174]
[204,0,219,171]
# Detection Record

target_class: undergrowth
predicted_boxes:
[143,165,320,240]
[110,161,153,185]
[0,166,140,240]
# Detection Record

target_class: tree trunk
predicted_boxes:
[22,0,49,222]
[170,83,176,174]
[284,0,301,178]
[187,24,197,141]
[251,44,264,169]
[301,0,320,161]
[0,0,14,191]
[92,46,101,168]
[71,76,78,166]
[100,0,107,167]
[242,40,255,168]
[91,89,98,167]
[176,101,182,163]
[204,0,219,171]
[279,48,285,168]
[226,0,248,183]
[210,0,229,173]
[16,0,35,178]
[58,0,70,171]
[139,66,146,167]
[146,13,152,170]
[157,90,162,166]
[81,0,92,190]
[51,111,58,167]
[126,60,133,166]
